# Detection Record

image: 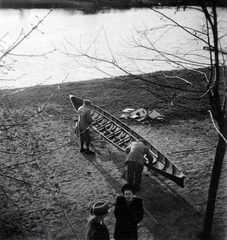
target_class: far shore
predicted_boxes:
[0,0,204,10]
[0,0,94,10]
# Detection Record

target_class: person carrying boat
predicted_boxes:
[114,183,143,240]
[78,99,95,154]
[85,201,110,240]
[125,139,153,191]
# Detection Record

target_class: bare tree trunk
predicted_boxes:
[199,2,227,237]
[202,122,227,238]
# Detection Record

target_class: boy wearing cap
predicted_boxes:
[85,202,110,240]
[78,99,95,154]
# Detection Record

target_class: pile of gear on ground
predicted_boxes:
[119,108,165,123]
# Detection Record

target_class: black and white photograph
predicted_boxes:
[0,0,226,239]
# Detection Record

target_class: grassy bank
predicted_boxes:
[4,69,210,122]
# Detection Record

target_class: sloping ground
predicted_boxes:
[0,71,226,239]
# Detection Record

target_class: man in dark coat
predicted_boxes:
[114,184,143,240]
[125,139,154,191]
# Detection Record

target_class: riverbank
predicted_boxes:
[0,69,226,239]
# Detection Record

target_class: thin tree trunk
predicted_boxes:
[202,123,227,238]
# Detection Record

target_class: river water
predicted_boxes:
[0,7,226,89]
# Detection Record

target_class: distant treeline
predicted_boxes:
[0,0,226,11]
[0,0,77,9]
[134,0,227,7]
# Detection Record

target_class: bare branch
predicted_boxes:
[208,110,227,144]
[162,72,193,85]
[0,8,54,61]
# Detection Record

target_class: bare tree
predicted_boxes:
[66,0,227,238]
[0,9,53,236]
[0,9,80,239]
[0,9,55,83]
[197,1,227,238]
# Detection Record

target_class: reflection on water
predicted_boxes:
[0,7,226,89]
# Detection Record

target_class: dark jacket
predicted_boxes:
[114,196,143,239]
[85,217,110,240]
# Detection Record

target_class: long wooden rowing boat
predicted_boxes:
[69,95,184,188]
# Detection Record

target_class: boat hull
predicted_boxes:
[70,95,184,188]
